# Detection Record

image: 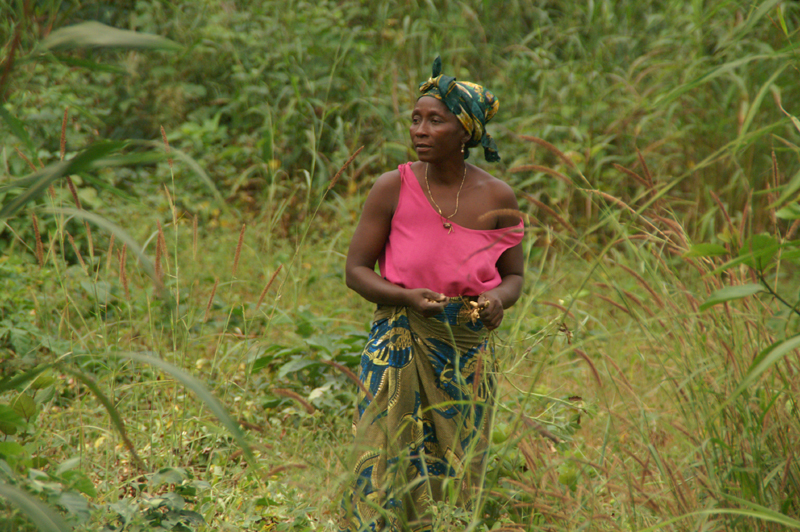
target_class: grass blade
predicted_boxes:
[44,207,156,283]
[0,142,124,221]
[0,481,71,532]
[64,369,146,471]
[42,21,182,51]
[0,106,35,154]
[119,352,260,473]
[721,334,800,410]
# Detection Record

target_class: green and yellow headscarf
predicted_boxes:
[418,56,501,162]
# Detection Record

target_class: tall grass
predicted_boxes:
[1,0,799,531]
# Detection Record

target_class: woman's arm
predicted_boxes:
[477,181,525,330]
[345,171,448,317]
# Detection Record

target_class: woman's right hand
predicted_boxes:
[405,288,448,317]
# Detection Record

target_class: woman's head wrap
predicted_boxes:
[418,56,500,162]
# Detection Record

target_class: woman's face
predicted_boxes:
[410,96,468,163]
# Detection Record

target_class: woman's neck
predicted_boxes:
[426,159,468,186]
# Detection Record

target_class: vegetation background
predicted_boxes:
[1,0,800,530]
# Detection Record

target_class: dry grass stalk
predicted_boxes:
[66,231,86,269]
[477,208,529,225]
[521,416,562,444]
[256,264,282,310]
[66,176,82,209]
[594,293,630,315]
[119,244,129,299]
[31,212,44,267]
[709,190,735,242]
[538,300,576,319]
[585,189,638,216]
[321,360,372,401]
[60,107,68,160]
[574,348,602,388]
[509,164,572,186]
[613,163,650,189]
[106,233,115,272]
[616,263,665,309]
[635,148,654,188]
[160,125,173,169]
[472,350,483,397]
[232,224,246,276]
[523,194,576,234]
[204,277,219,322]
[14,146,36,171]
[328,145,365,191]
[519,135,576,169]
[272,388,315,414]
[265,463,307,477]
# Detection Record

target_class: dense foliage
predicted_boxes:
[1,0,800,531]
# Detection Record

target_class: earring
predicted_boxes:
[460,143,465,154]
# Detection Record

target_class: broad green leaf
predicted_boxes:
[739,234,780,270]
[0,481,71,532]
[0,442,25,457]
[0,141,123,221]
[43,21,182,51]
[119,352,260,473]
[0,106,35,154]
[682,243,729,258]
[11,393,37,421]
[0,404,24,435]
[776,203,800,220]
[699,283,765,311]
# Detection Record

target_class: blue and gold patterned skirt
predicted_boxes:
[339,300,495,532]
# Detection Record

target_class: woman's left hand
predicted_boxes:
[477,291,504,330]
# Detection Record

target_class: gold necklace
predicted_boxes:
[424,162,467,233]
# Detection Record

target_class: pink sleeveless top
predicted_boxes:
[378,162,524,297]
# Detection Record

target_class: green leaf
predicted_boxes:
[726,335,800,408]
[0,404,25,435]
[118,352,260,473]
[0,365,50,394]
[0,481,72,532]
[739,234,780,270]
[0,141,124,221]
[772,168,800,209]
[0,106,35,154]
[776,203,800,220]
[682,243,729,258]
[0,442,25,457]
[11,393,37,421]
[699,284,765,311]
[43,21,182,51]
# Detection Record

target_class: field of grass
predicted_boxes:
[2,1,800,531]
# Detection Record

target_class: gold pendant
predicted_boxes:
[443,222,452,233]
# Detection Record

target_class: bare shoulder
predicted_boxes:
[471,166,519,209]
[364,168,402,216]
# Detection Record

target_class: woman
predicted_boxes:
[339,56,524,532]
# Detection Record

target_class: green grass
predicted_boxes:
[2,0,800,530]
